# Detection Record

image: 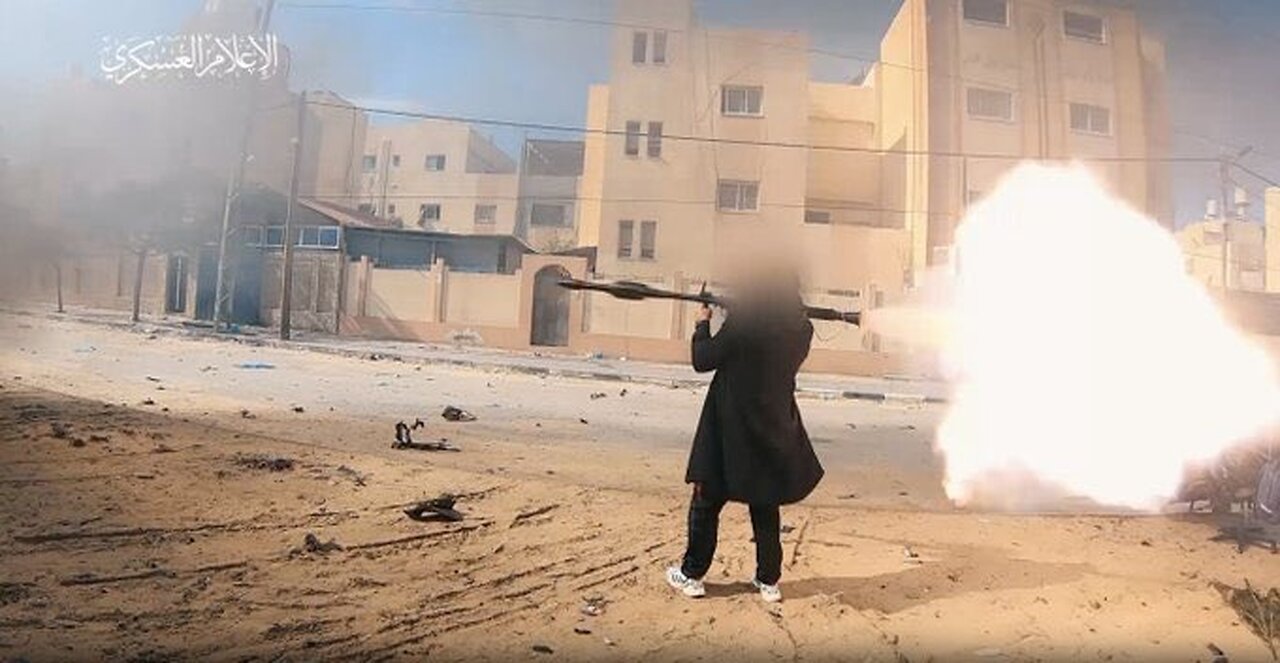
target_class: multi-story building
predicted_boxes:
[916,0,1172,267]
[357,121,519,236]
[579,0,1171,296]
[578,0,908,310]
[517,139,585,252]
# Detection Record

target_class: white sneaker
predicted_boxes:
[666,566,706,598]
[753,578,782,603]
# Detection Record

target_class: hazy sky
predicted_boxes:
[1,0,1277,223]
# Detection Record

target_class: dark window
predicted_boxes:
[391,154,401,168]
[419,203,441,224]
[966,87,1014,121]
[804,209,832,225]
[531,203,568,227]
[387,203,397,216]
[653,31,668,64]
[474,204,497,225]
[264,226,285,247]
[963,0,1008,26]
[425,154,447,171]
[721,86,764,116]
[647,121,663,158]
[617,220,634,258]
[717,180,760,212]
[632,31,647,64]
[300,226,320,246]
[1069,102,1111,135]
[1064,10,1105,43]
[625,121,641,156]
[317,227,340,248]
[639,221,656,260]
[362,155,377,172]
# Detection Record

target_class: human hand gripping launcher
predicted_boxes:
[557,278,861,326]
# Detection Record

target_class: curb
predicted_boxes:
[6,307,947,404]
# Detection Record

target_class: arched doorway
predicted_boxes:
[531,265,571,347]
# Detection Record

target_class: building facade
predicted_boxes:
[357,121,519,235]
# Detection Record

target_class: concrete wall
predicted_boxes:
[444,272,521,327]
[1177,219,1266,292]
[1268,188,1280,293]
[0,248,168,317]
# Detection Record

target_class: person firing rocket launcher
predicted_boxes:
[556,277,862,326]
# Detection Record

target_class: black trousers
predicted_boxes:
[679,490,782,585]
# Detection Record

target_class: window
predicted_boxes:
[474,204,497,225]
[317,227,340,248]
[617,220,634,258]
[717,180,760,212]
[300,226,320,246]
[424,154,446,171]
[625,121,642,156]
[1063,10,1106,43]
[362,154,377,172]
[966,87,1014,121]
[264,226,285,247]
[419,203,441,225]
[1069,102,1111,135]
[387,203,397,217]
[242,226,263,246]
[647,121,663,158]
[963,0,1008,26]
[357,203,374,214]
[632,31,647,64]
[804,209,832,225]
[639,221,656,260]
[531,203,568,227]
[653,31,668,64]
[391,154,401,168]
[721,86,764,116]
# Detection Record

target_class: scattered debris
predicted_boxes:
[235,361,275,370]
[199,365,217,372]
[1213,581,1280,660]
[141,398,156,406]
[590,392,608,400]
[153,444,176,454]
[291,406,305,414]
[239,409,256,420]
[780,524,796,534]
[1140,539,1153,547]
[0,582,32,606]
[579,418,589,425]
[574,625,593,635]
[619,388,628,397]
[233,454,295,472]
[299,532,344,555]
[581,595,607,617]
[70,439,86,448]
[49,422,71,439]
[532,645,554,655]
[846,423,857,430]
[73,345,97,353]
[903,546,922,565]
[145,376,161,383]
[404,495,464,523]
[1207,642,1229,663]
[441,406,477,422]
[392,420,460,452]
[512,504,559,527]
[837,493,859,500]
[336,465,367,487]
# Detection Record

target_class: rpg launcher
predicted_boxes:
[557,277,861,326]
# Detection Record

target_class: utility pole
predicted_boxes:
[213,0,276,330]
[1220,156,1233,292]
[279,90,306,340]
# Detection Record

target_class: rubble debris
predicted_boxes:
[392,420,460,452]
[532,645,554,655]
[441,406,477,422]
[590,392,607,400]
[300,532,344,555]
[903,546,922,565]
[291,406,305,414]
[141,398,156,406]
[581,595,607,617]
[1207,642,1229,663]
[579,418,589,425]
[239,409,256,419]
[70,438,86,448]
[50,422,71,439]
[404,495,464,523]
[619,388,628,397]
[574,625,592,635]
[837,493,859,500]
[1213,580,1280,660]
[235,361,275,370]
[336,465,367,487]
[512,504,559,527]
[233,454,295,472]
[153,444,176,454]
[0,582,32,606]
[145,376,161,383]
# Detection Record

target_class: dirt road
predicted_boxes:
[1,315,1278,661]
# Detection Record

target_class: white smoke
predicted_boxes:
[935,164,1280,511]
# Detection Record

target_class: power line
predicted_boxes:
[1234,161,1280,189]
[306,98,1219,164]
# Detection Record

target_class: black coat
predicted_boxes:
[684,312,824,506]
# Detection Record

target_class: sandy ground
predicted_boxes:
[1,312,1279,661]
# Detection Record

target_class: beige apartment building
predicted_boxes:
[917,0,1171,266]
[357,121,520,236]
[579,0,1171,298]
